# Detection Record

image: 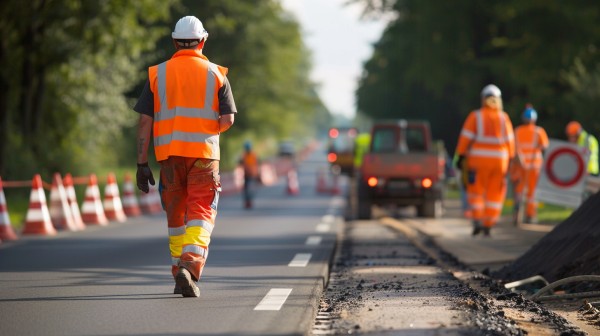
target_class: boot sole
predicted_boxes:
[175,269,200,298]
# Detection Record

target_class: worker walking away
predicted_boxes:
[240,141,259,209]
[566,121,599,176]
[512,105,548,224]
[134,16,237,297]
[455,84,515,236]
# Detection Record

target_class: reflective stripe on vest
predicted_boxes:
[153,56,224,161]
[468,110,510,159]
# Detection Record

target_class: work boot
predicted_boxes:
[471,220,482,236]
[482,227,491,237]
[175,267,200,298]
[173,284,182,295]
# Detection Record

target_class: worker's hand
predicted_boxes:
[455,155,465,170]
[136,162,155,193]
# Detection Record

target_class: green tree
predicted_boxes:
[0,0,177,178]
[355,0,600,152]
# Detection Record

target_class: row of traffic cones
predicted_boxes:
[0,173,163,241]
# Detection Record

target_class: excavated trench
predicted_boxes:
[310,216,587,335]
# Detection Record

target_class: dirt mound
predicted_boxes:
[494,192,600,283]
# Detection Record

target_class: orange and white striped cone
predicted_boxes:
[121,173,141,217]
[63,174,86,230]
[81,174,108,226]
[286,169,300,195]
[49,173,78,231]
[22,174,57,236]
[103,173,127,223]
[330,172,341,195]
[316,168,328,194]
[140,184,163,214]
[0,177,18,241]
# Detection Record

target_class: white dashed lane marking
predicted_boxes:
[315,223,330,232]
[288,253,312,267]
[305,236,322,246]
[254,288,293,311]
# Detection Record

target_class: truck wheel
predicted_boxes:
[418,199,441,218]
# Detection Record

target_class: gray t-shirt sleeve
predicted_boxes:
[133,77,237,117]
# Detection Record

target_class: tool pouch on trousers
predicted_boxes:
[211,173,221,211]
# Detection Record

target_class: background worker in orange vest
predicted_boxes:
[134,16,237,297]
[512,105,548,224]
[455,84,515,236]
[239,141,260,209]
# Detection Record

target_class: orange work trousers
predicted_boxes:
[466,163,507,228]
[514,167,541,218]
[159,156,220,281]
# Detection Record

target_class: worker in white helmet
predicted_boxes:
[134,16,237,297]
[455,84,515,237]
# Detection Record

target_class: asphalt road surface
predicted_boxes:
[0,151,343,336]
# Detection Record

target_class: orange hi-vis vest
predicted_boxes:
[456,107,515,170]
[515,124,549,170]
[242,152,259,178]
[149,49,228,161]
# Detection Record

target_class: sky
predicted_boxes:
[280,0,388,119]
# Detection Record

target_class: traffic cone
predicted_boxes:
[286,169,300,195]
[330,172,341,195]
[81,174,108,226]
[140,184,163,214]
[63,173,86,230]
[0,177,18,240]
[122,173,141,217]
[22,174,57,236]
[316,168,329,194]
[49,173,78,231]
[103,173,127,222]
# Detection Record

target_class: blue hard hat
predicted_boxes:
[244,141,252,150]
[522,107,537,122]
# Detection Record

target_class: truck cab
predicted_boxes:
[356,120,445,219]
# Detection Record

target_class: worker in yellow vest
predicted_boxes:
[134,16,237,297]
[353,132,371,172]
[566,121,599,176]
[512,105,548,224]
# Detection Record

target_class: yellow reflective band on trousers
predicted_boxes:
[184,226,211,247]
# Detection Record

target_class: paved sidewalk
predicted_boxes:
[396,200,555,272]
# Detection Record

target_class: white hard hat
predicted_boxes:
[481,84,501,98]
[172,16,209,40]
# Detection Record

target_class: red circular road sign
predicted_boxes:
[544,147,585,188]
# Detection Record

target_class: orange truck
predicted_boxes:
[356,120,445,219]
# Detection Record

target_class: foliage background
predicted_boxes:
[0,0,331,179]
[353,0,600,153]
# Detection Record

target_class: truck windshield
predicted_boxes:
[406,127,426,151]
[371,128,397,153]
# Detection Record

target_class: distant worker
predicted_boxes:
[240,141,260,209]
[134,16,237,297]
[512,105,549,224]
[455,84,515,236]
[566,121,599,176]
[353,132,371,172]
